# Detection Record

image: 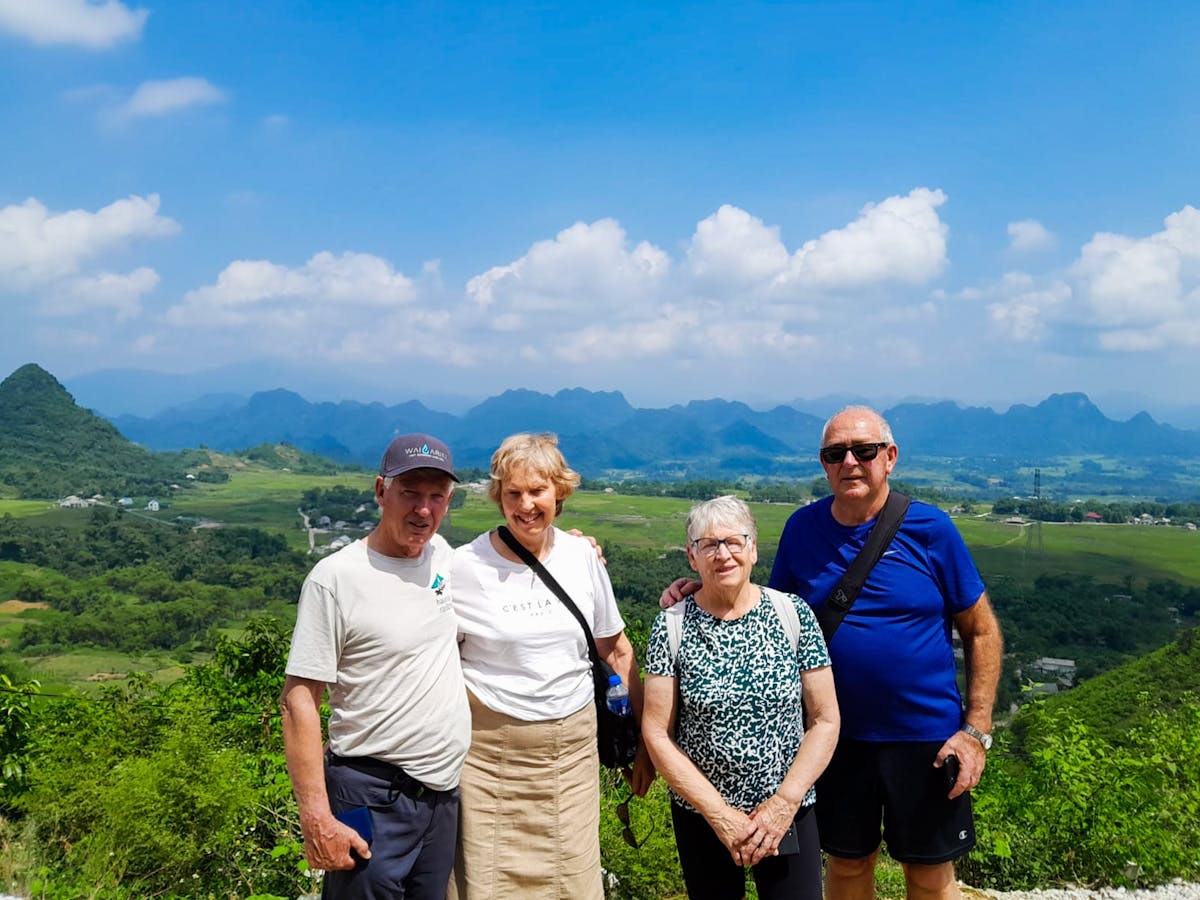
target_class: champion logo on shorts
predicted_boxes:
[959,830,969,840]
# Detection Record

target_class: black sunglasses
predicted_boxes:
[615,794,652,849]
[819,442,889,465]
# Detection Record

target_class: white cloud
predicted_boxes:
[120,77,225,119]
[328,307,470,367]
[987,278,1072,342]
[1007,219,1057,253]
[686,205,789,287]
[466,219,669,320]
[168,251,417,327]
[950,205,1200,351]
[0,193,178,286]
[1073,205,1200,344]
[96,192,1155,397]
[1097,327,1172,352]
[42,267,159,320]
[878,300,938,325]
[550,308,699,363]
[1075,233,1182,326]
[446,192,951,378]
[0,0,147,49]
[780,187,949,290]
[682,189,949,299]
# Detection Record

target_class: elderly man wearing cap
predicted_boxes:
[281,433,469,900]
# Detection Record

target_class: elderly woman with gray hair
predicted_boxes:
[641,495,839,900]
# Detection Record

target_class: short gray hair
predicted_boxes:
[685,495,757,543]
[821,405,895,447]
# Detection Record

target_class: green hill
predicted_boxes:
[961,628,1200,890]
[236,441,356,475]
[1014,625,1200,742]
[0,363,200,499]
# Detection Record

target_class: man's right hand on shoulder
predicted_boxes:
[660,577,702,608]
[302,813,371,871]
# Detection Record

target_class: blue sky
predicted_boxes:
[2,0,1198,422]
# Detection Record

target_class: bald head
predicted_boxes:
[822,406,894,448]
[820,405,898,525]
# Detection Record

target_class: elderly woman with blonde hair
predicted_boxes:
[642,495,839,900]
[448,432,654,900]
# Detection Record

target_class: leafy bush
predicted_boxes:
[963,697,1200,889]
[599,772,685,899]
[8,621,311,899]
[0,675,38,803]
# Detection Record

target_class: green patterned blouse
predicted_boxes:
[645,588,831,812]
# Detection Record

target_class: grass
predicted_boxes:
[451,488,802,555]
[21,647,188,693]
[0,499,58,519]
[452,488,697,550]
[127,468,376,551]
[955,515,1200,586]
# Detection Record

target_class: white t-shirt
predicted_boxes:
[285,535,470,791]
[452,527,626,722]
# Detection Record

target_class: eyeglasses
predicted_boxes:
[615,794,651,849]
[819,442,889,465]
[689,534,752,557]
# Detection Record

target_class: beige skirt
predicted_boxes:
[448,689,603,900]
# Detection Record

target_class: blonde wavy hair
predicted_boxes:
[487,432,581,516]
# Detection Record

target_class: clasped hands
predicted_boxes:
[710,794,798,867]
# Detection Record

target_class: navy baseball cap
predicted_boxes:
[379,433,458,481]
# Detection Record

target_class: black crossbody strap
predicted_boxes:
[495,526,603,668]
[816,491,911,642]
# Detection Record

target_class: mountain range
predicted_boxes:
[6,362,1200,498]
[107,375,1200,484]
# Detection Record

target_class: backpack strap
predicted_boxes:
[665,587,799,673]
[664,604,686,673]
[815,491,911,642]
[763,586,801,652]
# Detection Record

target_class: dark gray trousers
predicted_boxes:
[322,756,459,900]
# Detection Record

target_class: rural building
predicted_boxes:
[1027,656,1077,687]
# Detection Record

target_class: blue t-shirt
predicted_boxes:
[769,496,985,742]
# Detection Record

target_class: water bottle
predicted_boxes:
[605,674,631,717]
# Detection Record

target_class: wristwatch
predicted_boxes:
[961,723,993,751]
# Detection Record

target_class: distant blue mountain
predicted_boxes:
[114,389,460,465]
[106,385,1200,488]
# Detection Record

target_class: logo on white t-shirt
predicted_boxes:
[431,573,453,612]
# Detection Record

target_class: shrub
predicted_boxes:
[962,698,1200,889]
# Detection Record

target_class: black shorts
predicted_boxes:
[815,739,975,865]
[670,801,823,900]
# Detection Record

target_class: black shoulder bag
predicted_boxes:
[815,491,911,642]
[496,526,640,769]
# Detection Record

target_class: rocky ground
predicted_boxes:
[967,881,1200,900]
